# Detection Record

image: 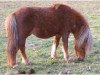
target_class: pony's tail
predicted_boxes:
[5,14,19,66]
[75,26,93,52]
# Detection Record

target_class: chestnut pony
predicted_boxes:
[5,4,92,68]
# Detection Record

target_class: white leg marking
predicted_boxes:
[22,56,30,65]
[51,43,56,58]
[62,46,71,62]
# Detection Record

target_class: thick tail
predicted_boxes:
[5,14,19,66]
[75,26,93,51]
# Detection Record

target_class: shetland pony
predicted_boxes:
[5,4,92,68]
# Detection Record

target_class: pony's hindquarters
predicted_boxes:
[5,14,19,67]
[74,27,93,61]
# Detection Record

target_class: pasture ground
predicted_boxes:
[0,1,100,74]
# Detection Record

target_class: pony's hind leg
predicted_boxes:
[19,38,30,65]
[51,35,61,58]
[61,33,71,62]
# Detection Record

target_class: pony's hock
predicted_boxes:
[5,4,92,68]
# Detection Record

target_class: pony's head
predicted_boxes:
[72,10,93,61]
[54,4,93,61]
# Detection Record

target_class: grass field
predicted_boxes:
[0,1,100,74]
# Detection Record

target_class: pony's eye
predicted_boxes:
[82,47,84,50]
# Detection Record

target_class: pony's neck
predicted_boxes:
[72,13,88,39]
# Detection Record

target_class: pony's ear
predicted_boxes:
[54,4,61,10]
[54,4,64,10]
[54,4,71,12]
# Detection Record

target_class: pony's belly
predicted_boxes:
[32,32,55,39]
[32,28,57,39]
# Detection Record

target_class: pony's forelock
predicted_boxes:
[75,27,93,51]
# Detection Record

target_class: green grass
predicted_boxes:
[0,1,100,74]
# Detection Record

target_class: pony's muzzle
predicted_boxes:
[75,49,86,61]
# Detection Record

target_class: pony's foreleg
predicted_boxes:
[19,39,30,65]
[61,33,71,62]
[51,35,61,58]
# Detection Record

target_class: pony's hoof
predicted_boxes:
[22,59,32,65]
[51,55,56,59]
[12,64,18,68]
[51,52,56,59]
[23,61,32,66]
[64,55,72,63]
[27,61,32,65]
[64,59,73,63]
